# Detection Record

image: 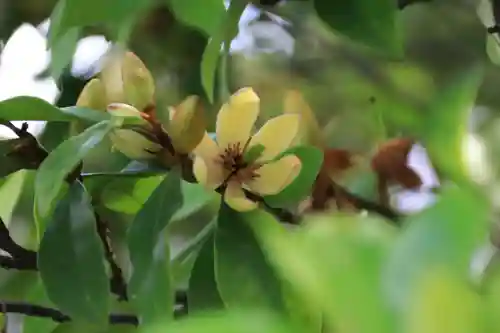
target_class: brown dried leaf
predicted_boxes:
[371,138,422,189]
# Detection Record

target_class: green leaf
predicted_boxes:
[49,0,155,44]
[487,34,500,65]
[48,0,80,80]
[421,65,483,184]
[250,212,397,333]
[100,175,213,219]
[169,0,226,36]
[188,232,224,313]
[171,220,216,287]
[0,97,109,122]
[35,121,112,235]
[383,186,489,312]
[215,204,285,311]
[38,182,109,326]
[201,0,246,102]
[264,146,323,207]
[404,271,483,333]
[313,0,403,58]
[127,171,184,325]
[141,309,298,333]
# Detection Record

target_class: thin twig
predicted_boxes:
[94,213,128,301]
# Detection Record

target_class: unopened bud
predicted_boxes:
[100,50,126,103]
[121,52,155,111]
[107,103,150,127]
[76,78,107,110]
[109,128,162,160]
[167,95,206,154]
[284,90,324,147]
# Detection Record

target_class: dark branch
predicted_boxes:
[94,213,128,301]
[0,219,38,269]
[398,0,433,9]
[0,301,139,325]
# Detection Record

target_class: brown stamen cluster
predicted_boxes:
[218,142,260,184]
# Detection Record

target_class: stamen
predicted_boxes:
[217,141,261,184]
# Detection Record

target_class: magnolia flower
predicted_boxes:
[192,88,302,211]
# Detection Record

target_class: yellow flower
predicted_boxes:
[192,88,302,211]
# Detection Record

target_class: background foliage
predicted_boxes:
[1,0,500,333]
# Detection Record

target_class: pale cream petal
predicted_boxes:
[193,156,225,190]
[193,132,220,161]
[216,87,260,149]
[246,155,302,195]
[224,181,258,211]
[248,114,300,162]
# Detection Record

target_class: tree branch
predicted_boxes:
[398,0,433,9]
[0,301,139,325]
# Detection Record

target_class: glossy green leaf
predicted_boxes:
[314,0,403,58]
[0,138,35,178]
[188,232,224,313]
[421,65,483,184]
[201,0,246,102]
[264,146,323,207]
[169,0,226,36]
[0,97,108,122]
[48,0,155,44]
[215,204,285,311]
[127,170,184,325]
[171,220,217,287]
[404,271,483,333]
[100,175,213,219]
[35,121,112,234]
[38,182,109,326]
[48,0,81,80]
[383,186,489,312]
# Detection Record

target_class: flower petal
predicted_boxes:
[246,155,302,195]
[249,114,300,162]
[224,181,258,211]
[193,156,225,190]
[216,87,260,149]
[193,132,220,160]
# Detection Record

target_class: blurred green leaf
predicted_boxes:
[48,0,155,44]
[215,204,285,311]
[0,97,108,122]
[201,0,245,102]
[127,170,184,325]
[404,271,483,333]
[264,146,323,208]
[250,212,397,333]
[383,186,489,312]
[486,35,500,66]
[142,309,298,333]
[100,175,213,220]
[35,121,112,235]
[313,0,403,58]
[188,232,224,313]
[421,65,483,184]
[38,181,109,326]
[169,0,225,36]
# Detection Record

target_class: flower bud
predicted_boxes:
[284,90,324,147]
[167,95,206,154]
[109,128,162,160]
[76,78,107,110]
[107,103,150,127]
[121,52,155,111]
[100,50,126,103]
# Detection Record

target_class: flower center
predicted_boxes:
[218,142,260,183]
